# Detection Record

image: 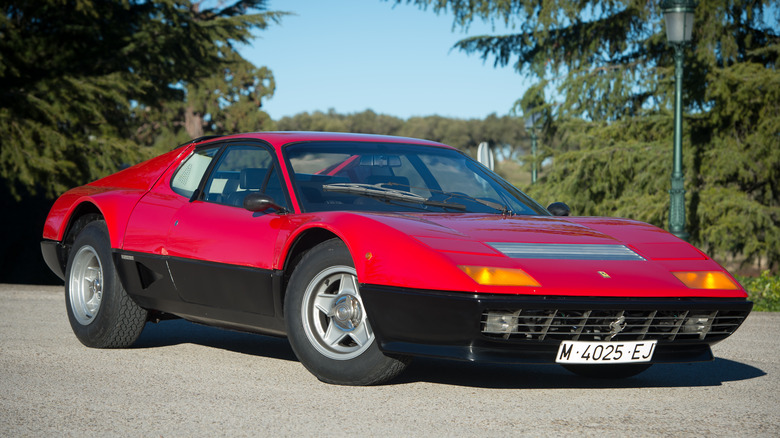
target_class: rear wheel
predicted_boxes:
[562,363,652,379]
[65,220,148,348]
[285,239,409,385]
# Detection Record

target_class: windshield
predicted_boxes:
[284,142,548,215]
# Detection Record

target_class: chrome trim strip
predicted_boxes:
[487,242,646,261]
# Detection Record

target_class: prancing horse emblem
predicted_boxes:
[608,315,627,340]
[598,271,611,278]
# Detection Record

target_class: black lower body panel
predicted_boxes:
[359,284,752,364]
[114,251,286,337]
[40,240,66,280]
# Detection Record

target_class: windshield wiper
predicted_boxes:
[427,188,512,215]
[323,183,466,210]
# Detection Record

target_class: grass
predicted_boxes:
[737,271,780,312]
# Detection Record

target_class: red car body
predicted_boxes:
[41,132,752,385]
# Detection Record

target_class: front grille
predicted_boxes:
[481,308,750,342]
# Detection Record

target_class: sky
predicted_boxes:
[239,0,530,121]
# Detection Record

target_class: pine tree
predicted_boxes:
[0,0,285,198]
[390,0,779,270]
[134,49,278,149]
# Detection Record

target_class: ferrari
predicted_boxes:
[41,132,752,385]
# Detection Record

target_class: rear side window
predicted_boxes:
[171,147,220,198]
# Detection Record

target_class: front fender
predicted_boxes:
[278,213,475,292]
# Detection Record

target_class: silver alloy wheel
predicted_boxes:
[301,265,374,360]
[68,245,104,325]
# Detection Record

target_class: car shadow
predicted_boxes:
[132,318,297,362]
[393,356,766,389]
[131,319,766,388]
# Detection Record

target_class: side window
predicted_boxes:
[171,147,220,198]
[203,145,288,208]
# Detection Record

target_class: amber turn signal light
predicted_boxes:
[459,266,541,287]
[672,271,740,290]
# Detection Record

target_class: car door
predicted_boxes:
[119,145,221,307]
[164,142,290,316]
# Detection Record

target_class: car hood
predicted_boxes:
[335,212,744,298]
[356,212,684,251]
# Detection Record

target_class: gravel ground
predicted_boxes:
[1,283,778,437]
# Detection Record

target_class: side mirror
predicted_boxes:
[243,193,286,213]
[547,202,571,217]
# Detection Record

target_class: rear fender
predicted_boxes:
[43,188,147,251]
[44,143,192,243]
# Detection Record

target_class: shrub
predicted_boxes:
[738,271,780,312]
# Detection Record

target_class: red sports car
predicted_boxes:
[41,132,752,385]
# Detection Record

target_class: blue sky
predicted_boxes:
[240,0,529,120]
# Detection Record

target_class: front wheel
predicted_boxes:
[285,239,409,385]
[65,220,148,348]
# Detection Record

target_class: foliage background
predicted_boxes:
[738,271,780,312]
[0,0,777,290]
[390,0,779,273]
[0,0,284,199]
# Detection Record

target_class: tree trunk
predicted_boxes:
[185,105,204,138]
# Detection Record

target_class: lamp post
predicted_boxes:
[661,0,695,241]
[525,112,542,184]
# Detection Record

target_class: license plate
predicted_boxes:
[556,340,657,364]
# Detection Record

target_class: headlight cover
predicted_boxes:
[672,271,740,290]
[459,265,541,287]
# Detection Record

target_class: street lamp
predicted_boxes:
[524,112,542,184]
[661,0,695,241]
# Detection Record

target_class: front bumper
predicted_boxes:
[359,285,753,364]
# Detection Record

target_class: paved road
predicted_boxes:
[1,284,778,437]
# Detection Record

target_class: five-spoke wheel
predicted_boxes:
[285,239,409,385]
[301,266,373,360]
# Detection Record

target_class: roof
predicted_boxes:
[190,131,455,149]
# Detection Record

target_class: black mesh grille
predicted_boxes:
[481,308,750,342]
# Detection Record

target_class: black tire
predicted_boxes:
[65,220,148,348]
[285,239,410,385]
[562,363,652,379]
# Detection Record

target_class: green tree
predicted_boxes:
[391,1,777,119]
[391,0,779,271]
[0,0,284,198]
[694,53,780,269]
[277,109,531,161]
[277,109,354,133]
[135,50,278,149]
